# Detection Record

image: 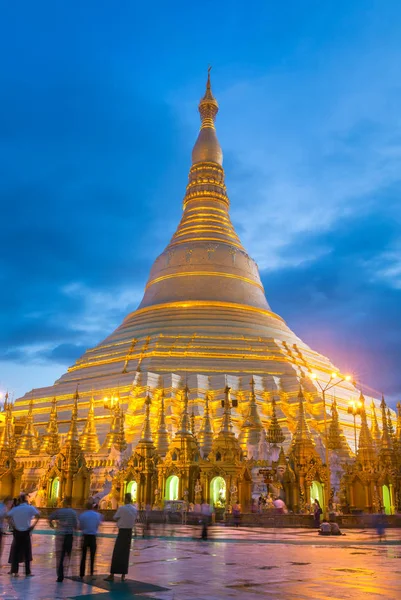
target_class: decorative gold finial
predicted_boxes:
[191,69,223,165]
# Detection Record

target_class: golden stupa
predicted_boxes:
[12,72,385,453]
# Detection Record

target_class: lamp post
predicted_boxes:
[309,372,352,517]
[347,399,362,455]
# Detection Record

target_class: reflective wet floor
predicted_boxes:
[0,521,400,599]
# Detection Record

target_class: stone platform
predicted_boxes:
[0,520,401,599]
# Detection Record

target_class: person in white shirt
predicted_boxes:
[105,492,138,582]
[7,494,40,577]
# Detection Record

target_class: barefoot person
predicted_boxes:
[49,497,78,582]
[105,492,137,582]
[7,494,40,577]
[78,502,103,579]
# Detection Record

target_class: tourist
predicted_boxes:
[105,492,137,582]
[78,501,103,579]
[6,493,40,577]
[313,499,322,527]
[232,503,241,527]
[330,521,342,535]
[49,497,78,582]
[273,497,287,514]
[0,497,12,561]
[318,519,331,535]
[200,501,211,539]
[374,510,387,542]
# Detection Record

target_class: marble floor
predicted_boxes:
[0,521,401,599]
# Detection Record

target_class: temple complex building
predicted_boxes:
[1,73,400,515]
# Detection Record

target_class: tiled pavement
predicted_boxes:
[0,520,400,599]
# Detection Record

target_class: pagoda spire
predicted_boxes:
[357,393,376,464]
[40,396,60,456]
[220,385,235,435]
[140,393,153,443]
[0,394,14,458]
[327,399,346,450]
[64,387,80,445]
[80,394,100,454]
[17,395,37,455]
[266,394,285,446]
[370,400,381,449]
[177,385,192,435]
[101,393,126,452]
[380,395,392,450]
[387,408,395,441]
[239,377,264,450]
[277,446,287,468]
[396,402,401,443]
[191,67,222,166]
[292,387,314,448]
[154,388,169,457]
[198,392,214,457]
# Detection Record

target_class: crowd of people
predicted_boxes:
[0,492,391,582]
[0,492,138,582]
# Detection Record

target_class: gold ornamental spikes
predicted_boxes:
[178,383,192,435]
[65,386,80,444]
[266,393,285,446]
[387,408,395,441]
[239,377,264,449]
[155,387,170,457]
[292,387,314,446]
[370,400,381,449]
[220,385,235,435]
[79,394,100,454]
[140,393,153,443]
[41,396,60,456]
[380,395,392,450]
[198,392,214,457]
[396,402,401,443]
[357,392,375,463]
[16,393,38,455]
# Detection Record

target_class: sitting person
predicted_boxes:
[330,521,342,536]
[319,519,332,535]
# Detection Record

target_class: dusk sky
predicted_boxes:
[1,1,401,404]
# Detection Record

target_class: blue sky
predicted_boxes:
[1,1,401,403]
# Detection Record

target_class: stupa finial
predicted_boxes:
[41,396,60,456]
[192,69,222,165]
[155,388,169,457]
[198,392,214,457]
[380,394,392,450]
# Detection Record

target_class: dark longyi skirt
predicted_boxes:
[110,528,132,575]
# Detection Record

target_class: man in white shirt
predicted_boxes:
[7,494,40,577]
[105,492,138,582]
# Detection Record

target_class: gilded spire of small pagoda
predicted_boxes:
[277,446,287,467]
[220,385,235,435]
[80,395,100,454]
[266,394,285,446]
[177,385,192,435]
[154,388,169,457]
[380,395,392,450]
[191,67,223,166]
[370,400,381,449]
[17,395,37,455]
[396,402,401,443]
[387,408,395,441]
[0,393,14,456]
[357,393,375,464]
[327,399,349,453]
[292,387,314,448]
[40,396,60,456]
[239,377,264,449]
[65,387,80,445]
[198,392,214,457]
[140,393,153,443]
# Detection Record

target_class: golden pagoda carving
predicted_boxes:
[40,397,60,456]
[327,399,350,454]
[370,400,381,450]
[16,397,38,456]
[80,395,100,454]
[266,394,285,447]
[238,377,265,454]
[197,392,214,458]
[154,388,170,458]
